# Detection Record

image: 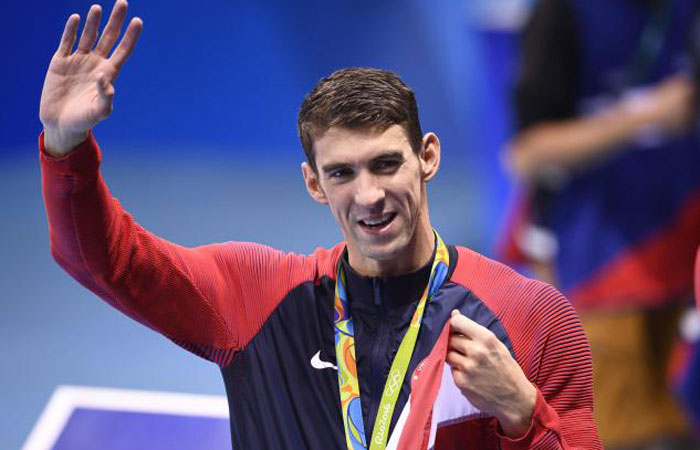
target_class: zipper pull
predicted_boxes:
[373,278,382,306]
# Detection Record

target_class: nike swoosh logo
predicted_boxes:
[310,351,337,371]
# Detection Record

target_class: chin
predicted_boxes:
[357,236,411,262]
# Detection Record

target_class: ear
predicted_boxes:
[301,162,328,204]
[419,132,441,182]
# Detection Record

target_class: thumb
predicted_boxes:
[97,73,115,98]
[95,73,115,119]
[450,309,489,339]
[450,309,465,332]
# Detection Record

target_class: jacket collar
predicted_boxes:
[340,250,433,313]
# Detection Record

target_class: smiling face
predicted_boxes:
[302,125,441,276]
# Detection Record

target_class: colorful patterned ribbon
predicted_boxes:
[334,231,450,450]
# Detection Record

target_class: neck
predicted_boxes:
[348,219,435,277]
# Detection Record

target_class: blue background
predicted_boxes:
[0,1,524,447]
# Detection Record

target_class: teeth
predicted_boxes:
[361,214,393,226]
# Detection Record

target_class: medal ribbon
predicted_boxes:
[334,232,450,450]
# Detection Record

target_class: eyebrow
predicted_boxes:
[372,151,404,161]
[320,150,405,173]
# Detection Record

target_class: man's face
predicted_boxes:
[302,125,440,275]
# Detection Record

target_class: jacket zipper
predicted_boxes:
[367,277,390,442]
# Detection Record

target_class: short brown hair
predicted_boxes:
[297,67,423,171]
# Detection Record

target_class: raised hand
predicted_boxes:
[446,310,536,439]
[40,0,143,155]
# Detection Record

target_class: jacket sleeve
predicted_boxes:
[40,132,320,367]
[498,285,601,450]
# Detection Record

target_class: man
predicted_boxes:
[499,0,700,448]
[39,1,600,449]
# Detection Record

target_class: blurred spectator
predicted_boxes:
[669,248,700,438]
[673,247,700,434]
[670,304,700,439]
[499,0,700,449]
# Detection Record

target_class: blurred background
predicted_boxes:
[2,0,699,449]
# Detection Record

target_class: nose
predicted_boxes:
[354,171,385,209]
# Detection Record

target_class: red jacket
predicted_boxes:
[41,132,601,449]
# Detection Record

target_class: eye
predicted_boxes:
[372,158,402,174]
[327,167,353,180]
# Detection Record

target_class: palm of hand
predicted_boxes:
[40,53,116,134]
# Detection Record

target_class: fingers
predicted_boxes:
[95,0,129,57]
[450,310,490,340]
[448,331,478,363]
[446,349,472,372]
[77,4,102,54]
[109,17,143,70]
[55,1,142,71]
[57,14,80,56]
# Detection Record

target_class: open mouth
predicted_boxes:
[358,213,397,232]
